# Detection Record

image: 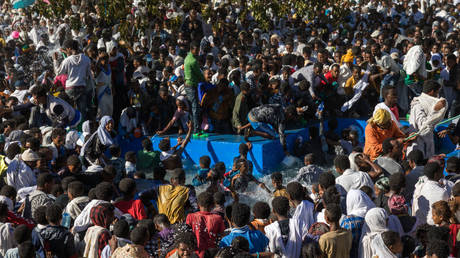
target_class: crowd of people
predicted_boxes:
[0,0,460,257]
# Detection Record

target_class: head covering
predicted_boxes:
[308,222,330,236]
[97,116,114,146]
[388,194,408,215]
[349,152,361,171]
[0,196,14,211]
[359,208,389,258]
[346,189,376,218]
[371,233,398,258]
[65,130,80,150]
[375,177,390,192]
[342,51,354,63]
[430,53,442,69]
[367,109,391,126]
[22,149,40,162]
[90,203,115,228]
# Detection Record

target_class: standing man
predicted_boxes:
[184,41,205,134]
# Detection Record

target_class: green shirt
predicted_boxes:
[137,150,161,171]
[232,92,249,129]
[184,52,204,87]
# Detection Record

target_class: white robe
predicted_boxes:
[371,233,398,258]
[412,179,449,225]
[265,219,303,258]
[359,208,389,258]
[335,169,374,195]
[96,70,113,119]
[73,199,123,233]
[6,158,36,191]
[346,189,376,218]
[0,222,15,257]
[291,200,315,239]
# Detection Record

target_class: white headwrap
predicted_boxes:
[359,208,389,258]
[80,116,114,157]
[65,130,80,150]
[346,189,376,218]
[371,233,398,258]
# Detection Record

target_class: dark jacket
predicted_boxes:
[40,225,76,258]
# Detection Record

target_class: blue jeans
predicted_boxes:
[185,86,201,132]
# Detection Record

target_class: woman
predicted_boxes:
[83,203,115,258]
[81,116,115,165]
[95,52,113,119]
[359,208,390,258]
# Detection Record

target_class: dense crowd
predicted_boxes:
[0,0,460,257]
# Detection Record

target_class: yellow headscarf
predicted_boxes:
[341,50,354,64]
[367,109,391,126]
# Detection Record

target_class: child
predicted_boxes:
[250,201,271,234]
[223,159,270,193]
[192,155,211,187]
[271,172,289,198]
[431,200,451,228]
[108,145,125,185]
[293,154,324,186]
[124,151,137,178]
[318,203,352,258]
[373,231,404,257]
[156,97,189,135]
[158,121,192,171]
[114,178,146,220]
[153,214,175,257]
[136,138,160,173]
[212,191,226,221]
[41,204,77,257]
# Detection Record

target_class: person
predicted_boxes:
[64,181,90,222]
[111,226,150,258]
[184,41,205,134]
[374,172,405,214]
[403,149,425,202]
[271,172,289,198]
[224,159,270,193]
[371,231,403,258]
[81,116,116,165]
[4,224,31,258]
[286,182,315,239]
[124,151,136,178]
[232,82,251,134]
[219,203,269,254]
[165,231,199,258]
[364,109,406,160]
[40,204,77,258]
[412,162,449,225]
[431,200,451,228]
[334,155,373,195]
[250,202,271,234]
[192,155,211,187]
[158,121,192,171]
[100,220,131,258]
[265,196,303,258]
[373,85,401,128]
[319,203,352,258]
[6,148,38,192]
[114,178,146,220]
[426,240,450,258]
[22,172,55,220]
[293,153,324,186]
[186,191,225,257]
[445,156,460,182]
[83,203,115,258]
[408,80,447,158]
[374,137,404,176]
[388,194,418,235]
[0,203,15,257]
[94,51,113,119]
[136,138,160,173]
[359,208,390,258]
[53,39,92,120]
[154,214,175,257]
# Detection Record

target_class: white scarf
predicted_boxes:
[410,93,447,136]
[371,233,398,258]
[341,71,370,112]
[359,208,389,258]
[346,189,376,218]
[81,116,113,157]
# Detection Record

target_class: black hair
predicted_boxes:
[382,85,397,99]
[0,185,16,200]
[238,143,249,155]
[153,167,166,180]
[18,241,35,258]
[199,155,211,167]
[389,172,405,193]
[322,186,340,206]
[252,201,270,219]
[63,39,79,51]
[45,204,62,224]
[334,155,350,171]
[68,181,84,198]
[360,186,374,199]
[270,171,283,182]
[240,82,250,92]
[325,203,342,223]
[446,156,460,173]
[14,224,31,244]
[137,219,155,237]
[95,182,114,201]
[142,138,153,151]
[213,191,225,206]
[304,153,316,164]
[422,80,441,94]
[109,144,121,157]
[153,214,170,227]
[33,206,48,225]
[25,137,40,152]
[318,172,336,190]
[197,191,215,210]
[286,182,305,201]
[158,138,170,151]
[102,165,116,180]
[171,168,186,182]
[113,219,130,239]
[301,241,322,258]
[124,151,136,162]
[130,226,149,245]
[29,85,47,97]
[424,162,442,180]
[426,239,450,258]
[37,173,54,188]
[215,247,240,258]
[427,225,450,242]
[382,231,400,249]
[61,176,77,191]
[401,235,416,258]
[6,142,21,160]
[51,185,63,197]
[66,155,81,167]
[50,128,66,140]
[382,137,395,155]
[175,231,197,249]
[119,178,136,196]
[272,196,290,217]
[453,183,460,197]
[408,149,425,166]
[231,203,251,227]
[231,236,250,252]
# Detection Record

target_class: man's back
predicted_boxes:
[335,169,373,193]
[319,228,352,258]
[57,54,91,88]
[220,226,268,254]
[413,180,449,225]
[186,211,225,255]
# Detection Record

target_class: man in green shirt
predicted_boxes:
[184,41,205,133]
[232,82,251,134]
[137,138,160,174]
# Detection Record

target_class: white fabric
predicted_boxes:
[373,103,401,128]
[341,71,370,112]
[403,45,427,78]
[64,196,90,220]
[81,116,113,157]
[359,208,389,258]
[408,93,447,158]
[335,169,374,194]
[83,225,108,258]
[54,53,91,88]
[65,130,80,150]
[412,179,449,225]
[265,219,303,258]
[0,222,15,257]
[349,152,361,172]
[73,199,123,233]
[6,158,36,190]
[371,233,397,258]
[292,200,315,239]
[119,108,137,134]
[346,189,376,218]
[95,70,113,119]
[0,196,14,211]
[43,95,76,126]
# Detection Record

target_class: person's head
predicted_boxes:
[190,41,200,56]
[95,182,114,201]
[18,241,35,258]
[432,200,451,226]
[324,203,342,225]
[426,239,450,258]
[50,128,65,148]
[252,201,270,220]
[33,205,48,225]
[170,168,186,186]
[286,181,306,204]
[37,173,54,193]
[45,204,62,225]
[67,181,84,200]
[389,172,405,194]
[270,171,283,189]
[408,149,425,168]
[304,153,316,165]
[382,85,398,107]
[158,138,170,151]
[141,138,153,151]
[66,155,81,173]
[14,224,31,244]
[197,191,214,212]
[119,178,136,198]
[272,196,290,218]
[113,219,130,239]
[318,172,336,195]
[446,157,460,174]
[153,214,170,231]
[322,186,341,208]
[231,202,251,227]
[174,231,197,258]
[382,137,402,158]
[301,239,323,258]
[125,151,136,163]
[213,191,225,207]
[382,231,404,255]
[238,143,249,156]
[231,236,250,252]
[63,39,79,54]
[423,80,442,97]
[199,155,211,169]
[424,162,443,181]
[130,226,149,245]
[334,155,350,174]
[368,109,392,129]
[235,159,249,174]
[1,185,16,203]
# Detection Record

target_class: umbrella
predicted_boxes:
[12,0,35,9]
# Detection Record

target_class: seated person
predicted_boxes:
[223,159,270,193]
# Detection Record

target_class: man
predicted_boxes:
[373,85,401,128]
[165,231,198,258]
[374,137,404,176]
[6,148,38,192]
[403,150,425,202]
[408,80,447,158]
[245,104,296,155]
[53,39,91,120]
[22,173,55,220]
[186,192,225,257]
[184,41,205,133]
[293,153,324,186]
[334,155,373,196]
[286,182,315,239]
[319,203,352,258]
[412,162,449,225]
[232,82,251,134]
[158,121,192,171]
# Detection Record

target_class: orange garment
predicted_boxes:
[250,219,270,234]
[364,121,405,161]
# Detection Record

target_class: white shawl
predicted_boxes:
[265,219,303,258]
[371,233,398,258]
[292,200,315,239]
[409,93,447,136]
[83,225,109,258]
[341,71,370,112]
[346,189,376,218]
[65,196,90,220]
[359,208,389,258]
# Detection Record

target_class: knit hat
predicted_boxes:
[375,177,390,192]
[22,149,40,162]
[388,194,408,215]
[367,109,391,126]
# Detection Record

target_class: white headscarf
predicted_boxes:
[371,233,397,258]
[359,208,389,258]
[349,152,361,171]
[96,116,114,146]
[65,130,80,150]
[346,189,376,218]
